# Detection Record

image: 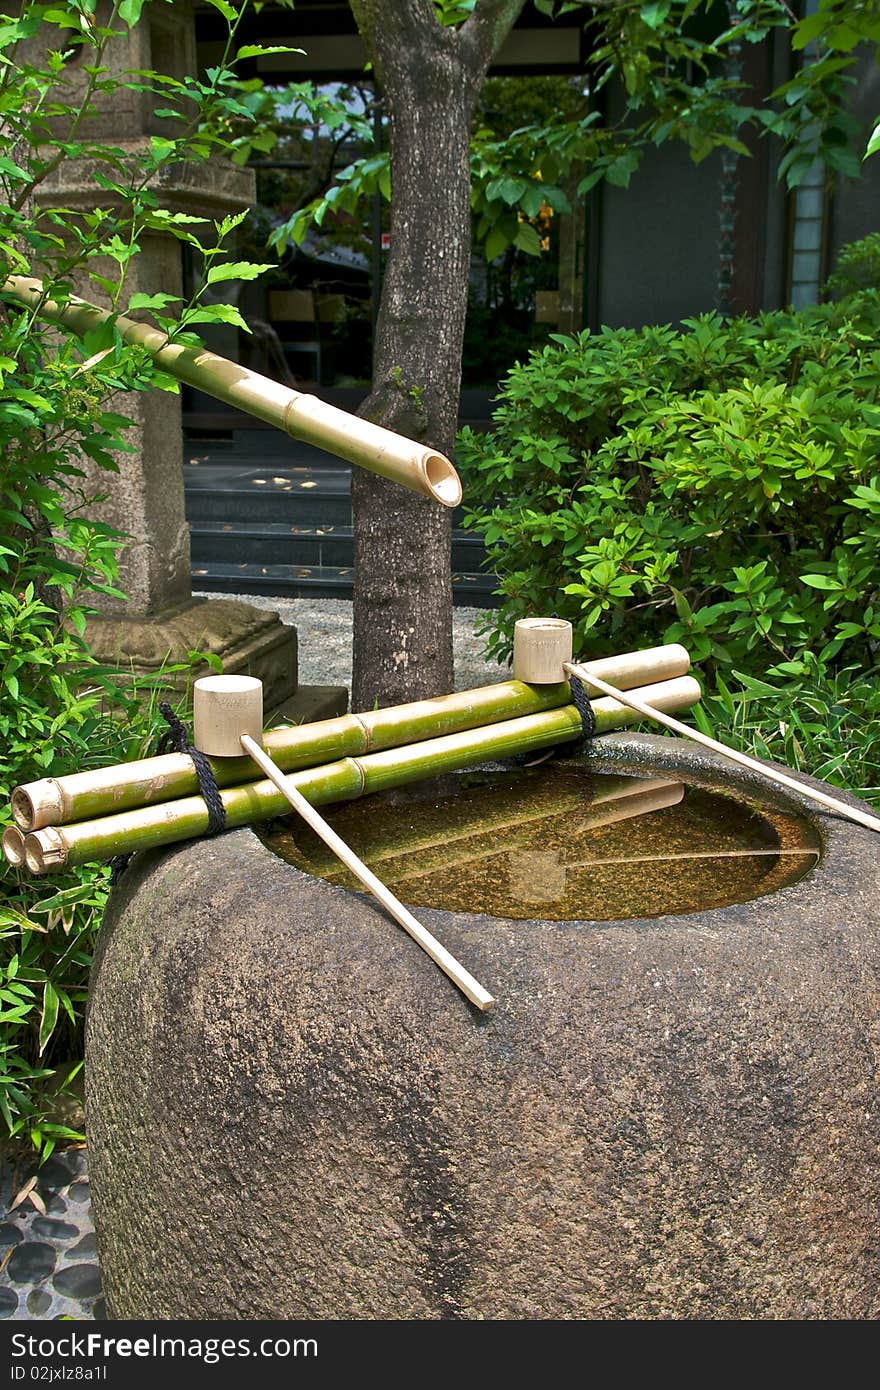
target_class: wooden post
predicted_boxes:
[192,676,496,1012]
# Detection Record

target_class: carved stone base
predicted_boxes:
[85,597,300,712]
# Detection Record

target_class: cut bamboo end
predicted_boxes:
[11,780,63,833]
[2,825,26,867]
[280,391,462,508]
[421,452,462,507]
[24,827,67,875]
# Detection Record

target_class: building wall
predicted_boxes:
[594,143,725,330]
[829,46,880,262]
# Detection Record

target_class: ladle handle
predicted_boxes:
[566,663,880,835]
[240,735,496,1011]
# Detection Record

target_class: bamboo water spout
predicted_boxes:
[1,275,461,506]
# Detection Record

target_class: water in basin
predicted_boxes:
[262,763,820,921]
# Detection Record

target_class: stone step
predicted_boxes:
[188,521,486,572]
[183,436,495,606]
[184,465,352,527]
[191,561,500,607]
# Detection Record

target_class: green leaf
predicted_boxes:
[180,305,251,332]
[800,573,840,591]
[606,152,639,189]
[205,261,273,286]
[0,155,30,184]
[640,1,671,29]
[484,226,510,262]
[38,982,59,1057]
[126,293,182,312]
[514,222,542,256]
[119,0,145,27]
[202,0,237,21]
[866,118,880,160]
[236,45,305,61]
[498,177,528,206]
[189,648,224,674]
[577,169,604,196]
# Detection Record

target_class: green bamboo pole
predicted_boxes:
[13,644,690,832]
[2,275,461,506]
[12,679,574,832]
[20,675,701,873]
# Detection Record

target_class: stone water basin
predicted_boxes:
[86,732,880,1319]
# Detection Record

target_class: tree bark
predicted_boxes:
[349,0,525,711]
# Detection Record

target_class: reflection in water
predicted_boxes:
[262,764,820,922]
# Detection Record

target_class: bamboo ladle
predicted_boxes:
[512,618,880,835]
[193,675,495,1011]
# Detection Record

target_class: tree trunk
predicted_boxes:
[349,0,524,711]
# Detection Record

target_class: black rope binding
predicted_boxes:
[109,701,228,888]
[157,701,227,835]
[568,673,597,743]
[510,670,598,768]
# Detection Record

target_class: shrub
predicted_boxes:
[458,249,880,801]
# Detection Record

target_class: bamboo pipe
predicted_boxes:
[1,274,461,506]
[1,825,26,867]
[12,678,575,831]
[193,674,495,1011]
[16,675,703,872]
[13,645,691,832]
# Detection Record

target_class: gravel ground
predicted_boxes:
[194,592,510,692]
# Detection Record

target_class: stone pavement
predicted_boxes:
[1,1148,102,1320]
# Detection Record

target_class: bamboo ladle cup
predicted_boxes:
[512,618,880,835]
[193,675,496,1012]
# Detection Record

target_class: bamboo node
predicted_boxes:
[350,713,373,752]
[344,756,367,798]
